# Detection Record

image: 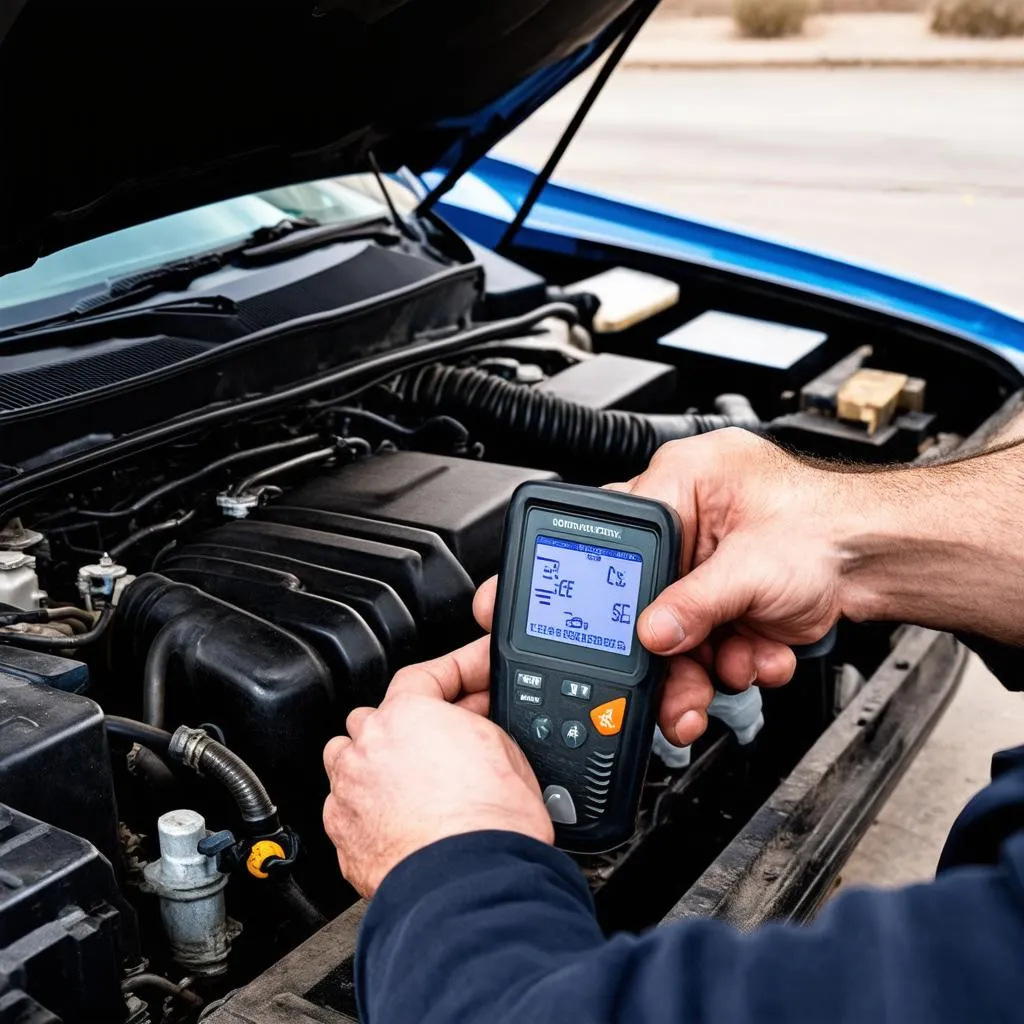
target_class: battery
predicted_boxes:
[658,310,833,413]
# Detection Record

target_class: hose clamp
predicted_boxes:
[169,725,210,771]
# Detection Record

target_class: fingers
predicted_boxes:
[638,544,753,656]
[456,690,490,717]
[323,734,352,774]
[714,633,758,691]
[345,706,375,739]
[741,633,797,688]
[386,635,491,704]
[473,576,497,632]
[658,656,714,746]
[653,637,791,749]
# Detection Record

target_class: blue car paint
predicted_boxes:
[419,156,1024,374]
[429,33,615,187]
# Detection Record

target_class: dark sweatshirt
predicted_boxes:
[357,641,1024,1023]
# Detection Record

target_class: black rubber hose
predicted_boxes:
[127,742,179,800]
[228,445,337,496]
[398,364,761,475]
[0,604,115,650]
[122,973,204,1010]
[142,619,179,729]
[86,434,322,520]
[0,606,93,629]
[276,874,329,935]
[109,510,195,559]
[169,725,279,835]
[105,716,174,757]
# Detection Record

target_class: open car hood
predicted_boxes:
[0,0,640,277]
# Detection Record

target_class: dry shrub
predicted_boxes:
[931,0,1024,35]
[733,0,813,36]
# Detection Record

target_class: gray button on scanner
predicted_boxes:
[516,670,544,690]
[561,679,592,701]
[561,720,587,748]
[542,785,578,825]
[516,689,543,706]
[530,716,553,742]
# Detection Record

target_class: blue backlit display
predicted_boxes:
[525,535,643,657]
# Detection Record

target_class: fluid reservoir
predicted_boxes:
[0,551,43,610]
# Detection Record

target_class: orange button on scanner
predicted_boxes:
[590,697,627,737]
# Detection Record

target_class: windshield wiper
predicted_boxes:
[237,212,400,265]
[0,292,241,342]
[0,215,401,341]
[69,255,238,318]
[69,217,320,319]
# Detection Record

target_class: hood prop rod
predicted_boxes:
[494,0,660,254]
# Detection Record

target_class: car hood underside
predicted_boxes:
[0,0,642,276]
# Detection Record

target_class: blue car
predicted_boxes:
[1,3,1021,1021]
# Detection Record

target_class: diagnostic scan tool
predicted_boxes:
[490,481,681,852]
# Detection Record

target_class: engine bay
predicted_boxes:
[0,245,1019,1023]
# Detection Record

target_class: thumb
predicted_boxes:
[384,635,491,703]
[638,547,757,656]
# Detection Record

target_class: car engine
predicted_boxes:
[0,260,1017,1024]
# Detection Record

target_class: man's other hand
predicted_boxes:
[618,428,846,657]
[323,637,554,899]
[476,429,850,749]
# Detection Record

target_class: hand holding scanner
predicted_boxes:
[490,481,681,853]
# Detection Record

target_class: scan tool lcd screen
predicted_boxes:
[525,535,643,657]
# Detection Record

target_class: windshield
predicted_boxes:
[0,178,387,314]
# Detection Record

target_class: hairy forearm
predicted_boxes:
[835,441,1024,643]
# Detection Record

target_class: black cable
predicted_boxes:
[151,540,180,573]
[122,973,203,1010]
[275,874,328,935]
[109,510,195,559]
[85,435,321,521]
[142,621,179,729]
[228,446,337,497]
[495,0,660,253]
[314,408,473,456]
[105,716,174,757]
[0,604,115,650]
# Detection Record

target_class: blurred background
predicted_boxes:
[495,0,1024,890]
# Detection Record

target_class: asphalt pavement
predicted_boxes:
[496,68,1024,315]
[496,67,1024,888]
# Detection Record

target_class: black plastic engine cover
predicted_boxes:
[171,542,417,673]
[279,450,559,582]
[0,672,119,868]
[0,804,135,1024]
[162,556,388,710]
[115,575,334,816]
[259,505,476,642]
[201,518,475,655]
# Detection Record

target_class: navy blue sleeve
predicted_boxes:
[356,829,1024,1024]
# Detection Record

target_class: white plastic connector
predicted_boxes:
[651,724,692,770]
[708,687,765,747]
